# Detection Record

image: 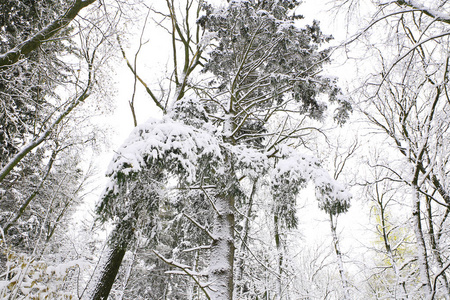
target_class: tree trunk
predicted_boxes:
[329,213,351,300]
[425,196,450,299]
[235,180,257,298]
[208,194,235,300]
[274,213,283,299]
[411,184,432,296]
[90,243,127,300]
[89,217,135,300]
[377,196,408,298]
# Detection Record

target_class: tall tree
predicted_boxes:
[96,1,352,299]
[199,1,350,296]
[89,1,207,298]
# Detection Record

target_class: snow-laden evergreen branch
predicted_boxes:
[153,250,211,300]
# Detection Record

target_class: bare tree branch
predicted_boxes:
[0,0,96,67]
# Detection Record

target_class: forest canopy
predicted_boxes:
[1,0,450,299]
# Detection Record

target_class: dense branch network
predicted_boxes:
[0,0,96,67]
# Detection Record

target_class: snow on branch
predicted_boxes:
[153,250,211,300]
[229,144,269,179]
[271,145,351,217]
[0,0,96,67]
[183,213,215,240]
[395,0,450,25]
[102,114,223,198]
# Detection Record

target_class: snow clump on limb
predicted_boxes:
[99,97,223,206]
[270,145,351,225]
[229,144,270,180]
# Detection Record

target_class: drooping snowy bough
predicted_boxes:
[271,145,351,225]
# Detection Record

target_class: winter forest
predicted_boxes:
[2,0,450,299]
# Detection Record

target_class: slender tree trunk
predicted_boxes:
[377,198,408,299]
[117,247,137,300]
[208,193,235,300]
[191,249,200,300]
[411,184,432,296]
[3,149,57,233]
[273,213,283,299]
[235,180,257,298]
[425,196,450,299]
[0,74,92,184]
[329,213,351,300]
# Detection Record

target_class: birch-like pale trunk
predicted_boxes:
[376,197,408,298]
[208,194,235,300]
[329,213,351,300]
[411,184,432,296]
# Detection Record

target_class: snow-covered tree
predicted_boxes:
[0,0,119,297]
[95,1,352,299]
[329,0,450,297]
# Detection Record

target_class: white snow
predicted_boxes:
[103,110,223,198]
[271,145,351,212]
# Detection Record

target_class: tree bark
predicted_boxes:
[89,218,134,300]
[274,213,283,299]
[208,194,235,300]
[90,243,127,300]
[411,184,432,296]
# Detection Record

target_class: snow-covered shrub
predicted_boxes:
[0,248,87,299]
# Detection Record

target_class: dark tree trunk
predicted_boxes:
[90,242,127,300]
[273,213,283,298]
[90,217,135,300]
